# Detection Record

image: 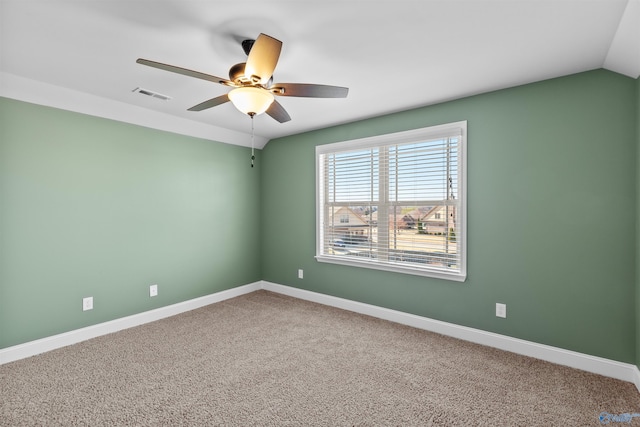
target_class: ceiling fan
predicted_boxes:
[136,33,349,123]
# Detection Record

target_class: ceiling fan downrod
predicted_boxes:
[241,39,255,56]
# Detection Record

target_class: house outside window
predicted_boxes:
[316,121,467,281]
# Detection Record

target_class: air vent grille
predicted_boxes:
[132,87,172,101]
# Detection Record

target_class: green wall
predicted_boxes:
[261,69,638,363]
[0,98,262,349]
[2,69,638,366]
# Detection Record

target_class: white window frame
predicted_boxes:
[315,121,467,282]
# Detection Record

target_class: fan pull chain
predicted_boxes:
[250,113,255,168]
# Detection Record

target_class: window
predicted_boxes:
[316,121,466,281]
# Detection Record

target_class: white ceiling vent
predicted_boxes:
[132,87,171,101]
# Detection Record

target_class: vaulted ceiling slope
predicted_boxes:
[1,0,638,149]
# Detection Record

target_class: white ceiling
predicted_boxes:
[1,0,639,149]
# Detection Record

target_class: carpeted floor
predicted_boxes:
[1,290,639,426]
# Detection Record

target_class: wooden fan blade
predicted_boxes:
[136,58,233,86]
[266,100,291,123]
[188,94,230,111]
[271,83,348,98]
[244,34,282,86]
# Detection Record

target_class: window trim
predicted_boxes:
[315,121,467,282]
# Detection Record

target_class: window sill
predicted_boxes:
[315,255,466,282]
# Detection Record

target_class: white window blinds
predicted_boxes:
[316,121,466,281]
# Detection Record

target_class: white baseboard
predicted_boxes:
[633,366,640,392]
[0,282,261,365]
[261,281,640,392]
[3,279,639,395]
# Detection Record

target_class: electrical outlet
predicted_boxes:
[83,296,93,311]
[298,269,304,279]
[149,284,158,297]
[496,303,506,318]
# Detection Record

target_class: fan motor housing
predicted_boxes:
[229,62,273,88]
[229,62,247,84]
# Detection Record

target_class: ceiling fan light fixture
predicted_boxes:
[228,86,274,116]
[136,33,347,124]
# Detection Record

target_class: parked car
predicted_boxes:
[333,239,346,248]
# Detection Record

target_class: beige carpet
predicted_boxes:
[1,290,639,426]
